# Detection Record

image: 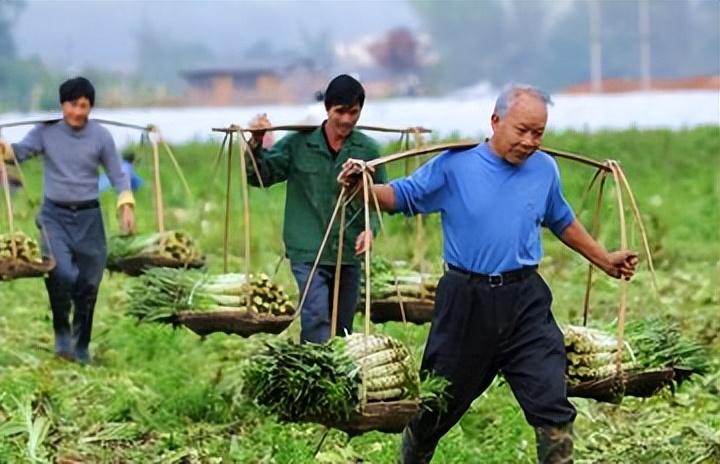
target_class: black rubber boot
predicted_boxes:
[399,426,436,464]
[535,423,574,464]
[54,330,73,360]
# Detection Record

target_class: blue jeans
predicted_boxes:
[291,262,360,343]
[37,201,107,354]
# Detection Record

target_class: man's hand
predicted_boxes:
[602,250,639,280]
[248,113,271,147]
[355,229,373,255]
[0,140,14,162]
[338,158,374,190]
[119,204,136,235]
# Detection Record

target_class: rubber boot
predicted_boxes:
[535,423,574,464]
[54,330,74,360]
[399,426,436,464]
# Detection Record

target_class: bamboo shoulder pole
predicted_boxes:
[212,124,431,134]
[0,118,151,131]
[540,146,611,172]
[367,141,479,168]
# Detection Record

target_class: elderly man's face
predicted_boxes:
[490,94,547,165]
[62,97,92,129]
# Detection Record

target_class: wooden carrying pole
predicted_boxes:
[212,125,432,135]
[0,118,190,235]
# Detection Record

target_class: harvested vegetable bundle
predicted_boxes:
[0,232,43,263]
[345,333,418,401]
[107,230,204,272]
[241,334,445,424]
[242,338,359,422]
[563,325,630,385]
[363,256,437,302]
[125,267,294,322]
[563,321,708,386]
[564,325,618,354]
[0,231,55,280]
[624,317,709,374]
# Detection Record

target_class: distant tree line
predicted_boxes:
[411,0,720,93]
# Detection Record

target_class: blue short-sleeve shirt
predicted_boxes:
[390,143,575,274]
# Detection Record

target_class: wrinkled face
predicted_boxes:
[62,97,92,129]
[490,94,547,165]
[326,103,362,138]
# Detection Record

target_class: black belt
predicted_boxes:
[48,199,100,211]
[447,263,537,287]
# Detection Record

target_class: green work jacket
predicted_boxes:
[247,126,387,265]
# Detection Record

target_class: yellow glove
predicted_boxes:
[116,190,136,209]
[0,141,15,162]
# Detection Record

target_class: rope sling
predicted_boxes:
[0,131,55,280]
[181,124,434,338]
[298,139,672,408]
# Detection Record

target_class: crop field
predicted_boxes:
[0,127,718,463]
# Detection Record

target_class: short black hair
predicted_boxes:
[324,74,365,110]
[59,77,95,106]
[122,151,136,163]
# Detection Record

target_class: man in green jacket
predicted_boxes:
[247,74,386,343]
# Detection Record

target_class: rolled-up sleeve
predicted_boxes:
[543,164,575,236]
[390,152,449,216]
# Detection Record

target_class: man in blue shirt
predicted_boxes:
[339,84,638,463]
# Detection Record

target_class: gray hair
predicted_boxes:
[493,84,553,118]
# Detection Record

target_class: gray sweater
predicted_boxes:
[12,119,130,203]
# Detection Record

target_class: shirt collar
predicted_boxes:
[477,141,513,167]
[305,122,363,149]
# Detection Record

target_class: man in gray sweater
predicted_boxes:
[1,77,136,364]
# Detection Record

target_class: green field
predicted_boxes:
[1,127,718,463]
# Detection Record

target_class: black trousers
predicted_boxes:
[37,201,107,352]
[408,268,576,450]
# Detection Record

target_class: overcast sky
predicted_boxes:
[14,0,419,72]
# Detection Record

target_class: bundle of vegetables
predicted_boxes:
[107,230,203,264]
[241,334,446,423]
[125,267,294,322]
[363,256,438,302]
[0,232,43,263]
[563,325,632,385]
[564,320,709,385]
[624,317,709,374]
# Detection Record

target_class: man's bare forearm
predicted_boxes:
[559,219,610,271]
[369,184,396,211]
